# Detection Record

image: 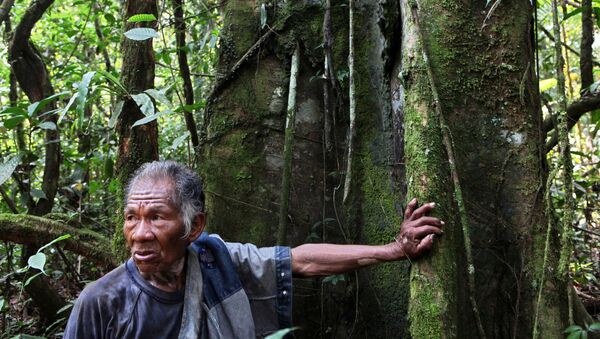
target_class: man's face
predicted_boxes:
[123,179,189,275]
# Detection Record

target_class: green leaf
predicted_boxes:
[565,325,583,333]
[563,7,583,21]
[23,271,43,287]
[567,332,582,339]
[58,93,78,124]
[0,107,28,117]
[539,78,557,92]
[124,28,158,41]
[594,7,600,29]
[322,274,346,285]
[131,93,155,116]
[131,110,171,128]
[97,70,128,96]
[144,88,172,108]
[265,327,299,339]
[30,188,47,200]
[127,13,157,23]
[260,3,267,29]
[27,92,70,117]
[0,156,20,186]
[38,234,72,252]
[28,253,47,274]
[589,323,600,331]
[38,121,57,130]
[590,109,600,124]
[109,101,124,128]
[0,297,4,310]
[76,71,96,128]
[171,131,190,150]
[3,116,26,129]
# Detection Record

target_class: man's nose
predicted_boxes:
[131,219,155,241]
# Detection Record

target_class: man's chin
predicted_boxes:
[132,259,159,275]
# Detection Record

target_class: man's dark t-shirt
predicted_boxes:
[65,259,185,338]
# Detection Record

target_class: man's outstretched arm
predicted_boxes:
[291,199,443,277]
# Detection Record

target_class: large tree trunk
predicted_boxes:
[205,0,590,337]
[112,0,159,260]
[8,0,65,323]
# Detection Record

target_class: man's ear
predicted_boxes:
[187,213,206,242]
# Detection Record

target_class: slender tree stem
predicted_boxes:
[550,0,575,325]
[343,0,356,204]
[173,0,200,149]
[278,44,300,245]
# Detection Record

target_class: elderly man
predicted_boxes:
[64,161,443,338]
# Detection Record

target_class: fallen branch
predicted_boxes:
[0,213,117,269]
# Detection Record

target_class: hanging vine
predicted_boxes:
[342,0,356,205]
[277,44,300,245]
[550,0,576,325]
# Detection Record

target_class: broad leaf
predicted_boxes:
[590,322,600,331]
[131,110,171,128]
[131,93,155,116]
[97,70,128,96]
[109,101,124,128]
[0,297,4,310]
[563,7,583,21]
[58,92,79,124]
[76,71,96,128]
[28,253,47,274]
[124,28,158,41]
[144,88,173,108]
[171,131,190,150]
[0,156,20,186]
[38,121,57,130]
[539,78,557,92]
[127,14,157,23]
[260,4,267,29]
[565,325,583,333]
[38,234,72,252]
[0,107,28,117]
[3,116,26,129]
[27,92,70,117]
[30,188,47,200]
[24,271,43,287]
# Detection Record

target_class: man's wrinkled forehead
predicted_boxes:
[126,177,177,205]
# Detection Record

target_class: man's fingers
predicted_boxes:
[416,234,435,253]
[404,198,418,220]
[414,225,443,239]
[413,216,444,228]
[411,202,435,220]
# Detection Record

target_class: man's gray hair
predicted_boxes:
[125,161,205,238]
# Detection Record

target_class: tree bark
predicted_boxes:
[8,0,60,217]
[0,214,116,268]
[7,0,65,323]
[580,0,594,92]
[205,0,590,337]
[113,0,160,260]
[173,0,200,149]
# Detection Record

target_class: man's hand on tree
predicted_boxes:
[391,198,444,260]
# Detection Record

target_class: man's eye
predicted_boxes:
[126,215,137,221]
[152,215,162,220]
